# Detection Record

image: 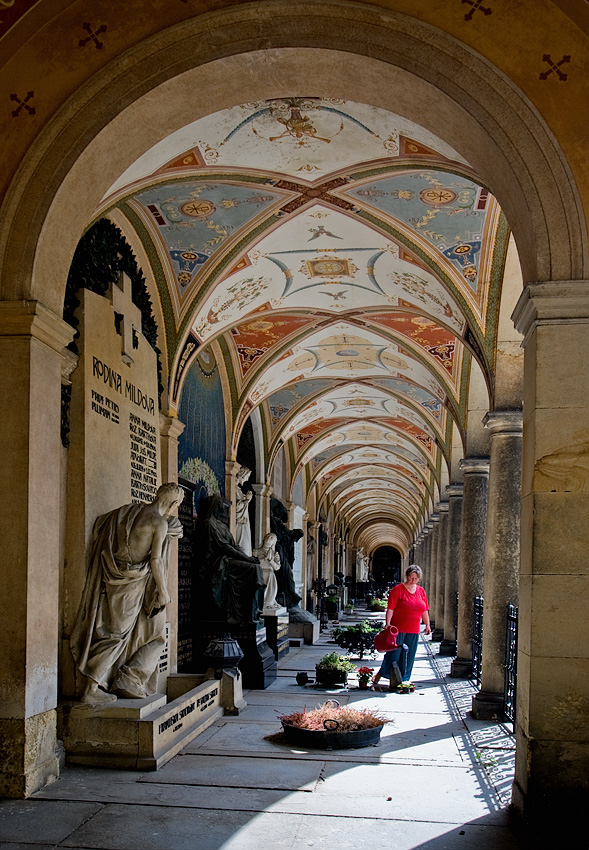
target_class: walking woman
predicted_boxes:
[372,565,431,692]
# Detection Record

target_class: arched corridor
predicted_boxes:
[0,1,587,837]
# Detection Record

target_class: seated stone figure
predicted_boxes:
[253,532,282,614]
[195,493,265,625]
[71,483,184,704]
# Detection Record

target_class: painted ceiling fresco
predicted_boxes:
[103,97,510,543]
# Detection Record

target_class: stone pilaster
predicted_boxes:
[0,301,74,797]
[224,460,242,537]
[450,457,489,678]
[159,414,186,677]
[421,524,432,601]
[472,411,522,720]
[510,281,589,824]
[251,482,272,547]
[432,502,449,642]
[440,484,463,656]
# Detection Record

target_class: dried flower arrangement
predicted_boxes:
[279,700,388,732]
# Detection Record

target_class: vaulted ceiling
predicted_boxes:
[98,97,509,551]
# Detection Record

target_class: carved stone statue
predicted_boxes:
[270,497,315,623]
[253,532,282,614]
[71,483,185,704]
[235,465,253,556]
[195,493,265,626]
[356,547,369,582]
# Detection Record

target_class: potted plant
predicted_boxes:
[332,619,383,658]
[324,595,340,620]
[356,666,373,689]
[279,699,388,749]
[370,597,388,612]
[344,602,354,615]
[315,652,356,687]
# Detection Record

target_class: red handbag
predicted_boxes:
[374,625,400,652]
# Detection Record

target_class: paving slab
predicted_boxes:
[60,804,304,850]
[0,799,103,844]
[137,753,324,791]
[288,813,521,850]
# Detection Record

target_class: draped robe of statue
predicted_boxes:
[195,494,265,625]
[269,498,312,622]
[235,467,253,556]
[253,533,282,613]
[71,503,180,697]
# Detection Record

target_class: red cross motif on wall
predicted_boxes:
[462,0,492,21]
[539,54,571,81]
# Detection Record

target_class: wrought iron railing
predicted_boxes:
[472,595,484,685]
[504,603,518,723]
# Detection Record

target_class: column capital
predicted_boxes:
[511,280,589,344]
[437,500,449,513]
[251,482,272,497]
[0,299,75,353]
[225,460,242,477]
[459,457,490,475]
[483,410,523,435]
[159,414,186,440]
[430,512,440,523]
[445,483,464,498]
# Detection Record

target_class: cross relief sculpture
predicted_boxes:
[111,272,142,364]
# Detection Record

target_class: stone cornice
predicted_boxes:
[437,501,450,513]
[483,410,523,435]
[0,300,74,353]
[512,281,589,345]
[445,483,464,498]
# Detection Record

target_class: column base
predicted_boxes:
[431,628,444,642]
[0,711,60,798]
[471,689,505,720]
[438,639,457,656]
[450,656,472,678]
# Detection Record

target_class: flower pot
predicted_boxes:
[358,681,369,689]
[315,666,348,687]
[281,722,382,749]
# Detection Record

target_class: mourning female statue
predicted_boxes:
[270,497,314,623]
[71,483,184,704]
[235,465,253,556]
[195,493,265,625]
[253,532,282,613]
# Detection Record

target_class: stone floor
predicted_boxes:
[0,615,522,850]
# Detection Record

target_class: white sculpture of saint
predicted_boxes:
[235,465,253,556]
[356,547,369,582]
[253,532,282,614]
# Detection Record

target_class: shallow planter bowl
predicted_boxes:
[281,722,382,749]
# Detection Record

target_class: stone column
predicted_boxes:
[450,457,490,678]
[251,482,272,547]
[159,415,186,677]
[428,513,440,632]
[422,525,432,600]
[510,281,589,822]
[472,411,523,719]
[0,301,74,797]
[432,502,449,642]
[440,484,463,656]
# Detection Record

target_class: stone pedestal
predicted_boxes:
[289,619,320,645]
[58,682,223,770]
[472,411,522,720]
[451,457,489,678]
[167,671,247,716]
[264,610,290,661]
[440,484,463,656]
[510,281,589,824]
[193,620,276,690]
[432,504,448,642]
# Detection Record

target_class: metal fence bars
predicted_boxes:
[504,603,518,723]
[472,595,484,686]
